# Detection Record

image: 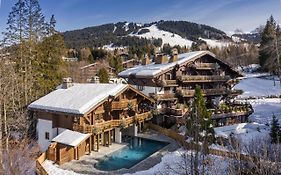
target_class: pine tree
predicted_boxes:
[48,14,57,35]
[270,114,280,143]
[98,67,109,83]
[186,85,214,175]
[259,15,280,72]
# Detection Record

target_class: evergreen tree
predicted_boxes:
[98,67,109,83]
[270,114,280,143]
[259,15,280,71]
[3,0,27,46]
[186,85,214,175]
[48,14,57,35]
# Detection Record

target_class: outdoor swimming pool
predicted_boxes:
[95,136,169,171]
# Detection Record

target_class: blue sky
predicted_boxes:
[0,0,281,36]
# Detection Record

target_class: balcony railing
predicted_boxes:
[192,63,218,70]
[179,75,230,83]
[177,88,227,97]
[210,104,253,119]
[149,93,177,101]
[73,112,151,134]
[111,99,137,110]
[161,80,178,87]
[228,89,243,96]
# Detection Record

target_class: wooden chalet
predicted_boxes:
[80,62,115,83]
[119,50,253,126]
[28,78,154,164]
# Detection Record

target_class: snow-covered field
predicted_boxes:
[235,76,281,98]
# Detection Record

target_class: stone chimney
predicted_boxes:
[142,54,150,65]
[169,48,178,63]
[62,77,74,89]
[155,54,168,64]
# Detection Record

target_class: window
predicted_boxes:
[45,132,50,140]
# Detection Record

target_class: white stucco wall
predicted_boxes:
[37,119,53,151]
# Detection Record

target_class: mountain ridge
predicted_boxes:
[62,20,257,49]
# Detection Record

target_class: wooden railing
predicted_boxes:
[111,99,137,110]
[179,75,230,82]
[161,80,178,87]
[177,88,227,97]
[73,112,151,134]
[228,89,243,96]
[192,63,218,70]
[36,152,49,175]
[149,93,177,101]
[210,104,253,119]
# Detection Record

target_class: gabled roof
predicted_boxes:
[80,62,115,70]
[118,51,242,78]
[28,83,154,115]
[52,129,91,147]
[28,83,128,115]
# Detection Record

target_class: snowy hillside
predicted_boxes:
[199,37,232,48]
[130,25,193,47]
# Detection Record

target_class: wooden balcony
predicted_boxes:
[210,104,253,119]
[149,93,177,101]
[73,112,151,134]
[161,80,178,87]
[111,99,137,110]
[177,88,227,97]
[179,75,230,83]
[228,89,243,96]
[191,63,218,70]
[212,111,253,119]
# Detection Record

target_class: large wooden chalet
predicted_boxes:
[119,50,253,126]
[28,79,154,164]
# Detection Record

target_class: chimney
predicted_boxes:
[62,77,74,89]
[155,54,168,64]
[169,48,178,63]
[142,54,150,65]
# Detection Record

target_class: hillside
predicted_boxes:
[63,20,232,49]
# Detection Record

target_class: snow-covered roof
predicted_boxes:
[80,63,115,70]
[28,83,128,114]
[119,51,209,78]
[52,129,91,147]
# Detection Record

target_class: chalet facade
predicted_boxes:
[119,50,253,126]
[80,62,115,83]
[28,79,154,164]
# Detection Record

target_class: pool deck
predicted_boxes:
[59,130,180,175]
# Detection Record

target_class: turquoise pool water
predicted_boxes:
[94,136,168,171]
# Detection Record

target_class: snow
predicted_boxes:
[102,44,127,51]
[43,160,83,175]
[119,51,207,78]
[123,22,129,31]
[28,83,127,114]
[130,24,193,47]
[113,25,117,33]
[235,76,281,98]
[214,123,268,144]
[247,98,281,125]
[199,37,232,48]
[52,129,91,147]
[125,149,228,175]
